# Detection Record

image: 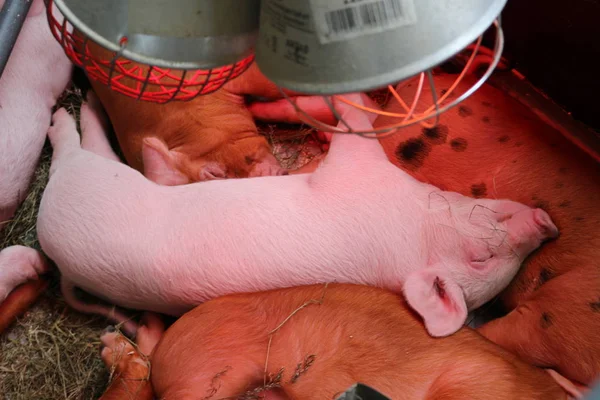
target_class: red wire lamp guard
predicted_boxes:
[45,0,255,103]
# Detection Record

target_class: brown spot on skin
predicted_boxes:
[590,300,600,312]
[535,268,554,290]
[450,138,468,152]
[555,182,565,189]
[395,138,432,170]
[559,167,568,174]
[244,156,254,165]
[422,125,449,145]
[471,183,487,198]
[540,312,553,329]
[534,200,550,210]
[458,105,473,117]
[498,135,510,143]
[482,116,491,124]
[559,200,571,208]
[482,101,493,107]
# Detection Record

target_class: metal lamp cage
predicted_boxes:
[44,0,256,103]
[280,20,507,138]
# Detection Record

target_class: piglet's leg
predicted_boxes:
[249,95,338,126]
[0,246,50,302]
[0,279,49,334]
[0,246,50,334]
[47,108,82,174]
[320,94,389,164]
[98,313,164,400]
[80,91,121,162]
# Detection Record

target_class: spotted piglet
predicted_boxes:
[249,73,600,385]
[376,73,600,385]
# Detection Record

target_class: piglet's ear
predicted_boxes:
[142,137,190,186]
[403,268,468,338]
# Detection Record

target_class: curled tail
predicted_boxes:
[60,277,139,337]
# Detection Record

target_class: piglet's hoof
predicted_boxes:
[98,325,156,400]
[99,312,164,370]
[100,329,149,379]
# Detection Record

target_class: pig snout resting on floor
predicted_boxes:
[81,35,288,184]
[32,93,557,338]
[148,284,581,400]
[0,0,72,229]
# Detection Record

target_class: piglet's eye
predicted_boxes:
[472,254,494,264]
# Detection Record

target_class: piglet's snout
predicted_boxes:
[532,208,560,239]
[506,208,559,253]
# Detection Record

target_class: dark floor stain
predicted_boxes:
[450,138,468,152]
[555,182,565,189]
[395,138,432,170]
[422,125,449,145]
[532,195,539,201]
[559,167,568,174]
[441,89,448,95]
[515,141,523,147]
[498,135,510,143]
[575,216,585,222]
[482,101,493,107]
[458,105,473,117]
[590,300,600,312]
[540,312,553,329]
[482,116,491,124]
[470,183,488,198]
[558,200,571,208]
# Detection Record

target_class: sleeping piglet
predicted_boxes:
[82,36,289,184]
[24,92,557,337]
[148,284,583,400]
[0,0,72,229]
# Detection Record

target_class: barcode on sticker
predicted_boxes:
[326,0,404,34]
[310,0,417,44]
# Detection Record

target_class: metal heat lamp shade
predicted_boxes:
[53,0,260,69]
[255,0,508,95]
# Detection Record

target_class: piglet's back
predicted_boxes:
[151,284,568,400]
